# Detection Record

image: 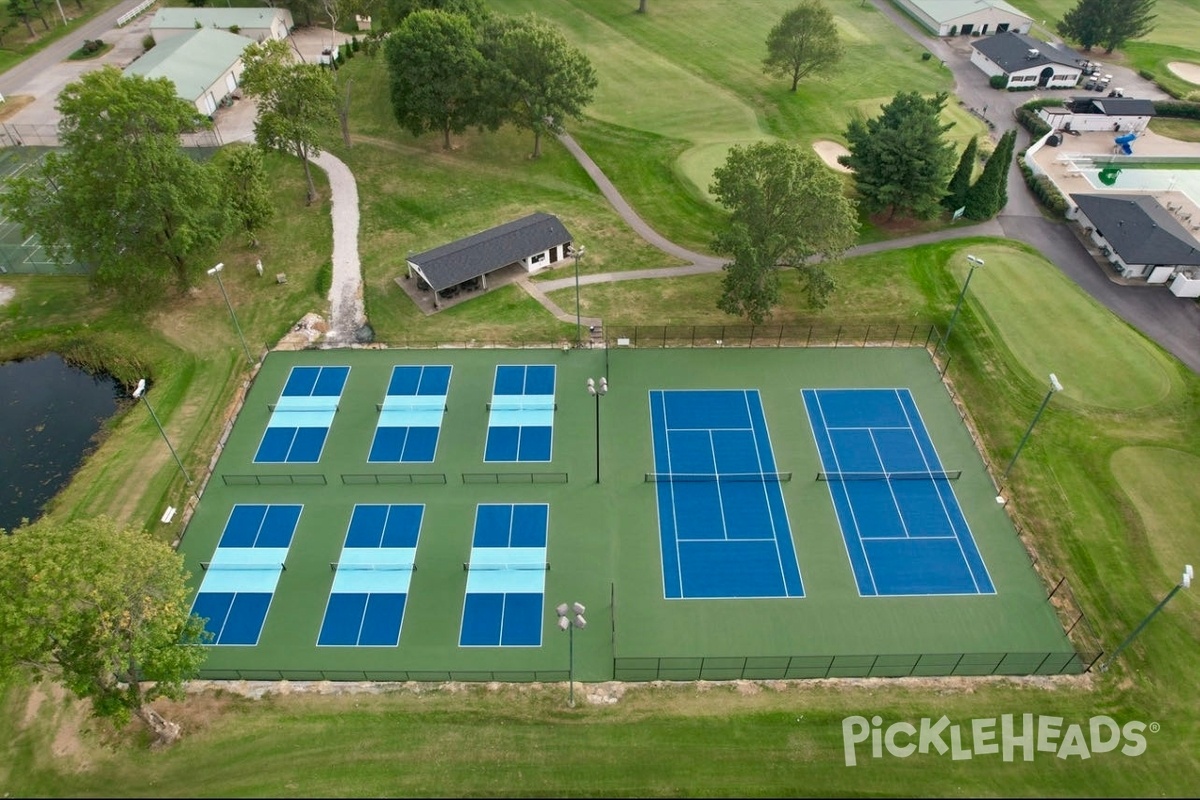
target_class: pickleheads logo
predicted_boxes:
[842,715,1154,766]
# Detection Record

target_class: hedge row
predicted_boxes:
[1017,156,1068,219]
[1153,100,1200,120]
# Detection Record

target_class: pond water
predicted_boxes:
[0,353,124,531]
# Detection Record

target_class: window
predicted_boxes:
[530,253,546,265]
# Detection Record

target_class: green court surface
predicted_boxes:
[181,347,1077,682]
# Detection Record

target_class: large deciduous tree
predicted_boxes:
[1058,0,1156,53]
[219,145,275,247]
[240,38,339,206]
[0,516,210,746]
[842,91,956,221]
[709,140,858,322]
[0,66,228,303]
[385,9,488,150]
[381,0,487,28]
[481,14,597,159]
[762,1,845,92]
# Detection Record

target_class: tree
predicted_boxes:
[219,145,274,247]
[385,9,488,150]
[943,135,978,213]
[0,66,229,303]
[638,0,647,12]
[381,0,488,28]
[481,14,598,159]
[762,1,845,92]
[1057,0,1107,51]
[0,516,210,745]
[1100,0,1156,53]
[240,38,339,206]
[709,140,858,322]
[964,129,1015,220]
[842,91,956,220]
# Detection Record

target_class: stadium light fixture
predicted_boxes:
[937,254,984,360]
[207,262,254,365]
[1002,373,1063,482]
[586,376,608,484]
[556,601,587,707]
[132,378,192,485]
[1099,565,1193,673]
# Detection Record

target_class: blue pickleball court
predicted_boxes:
[484,365,556,462]
[368,365,451,463]
[649,389,803,600]
[254,366,349,463]
[459,503,549,647]
[803,388,995,597]
[190,504,302,645]
[318,504,423,646]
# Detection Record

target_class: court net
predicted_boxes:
[330,562,416,572]
[268,402,338,412]
[462,562,550,571]
[201,561,286,571]
[486,401,557,412]
[816,470,962,482]
[376,402,447,412]
[644,471,793,483]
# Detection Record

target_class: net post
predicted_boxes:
[200,561,210,571]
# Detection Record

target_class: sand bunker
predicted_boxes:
[1166,62,1200,86]
[813,140,853,173]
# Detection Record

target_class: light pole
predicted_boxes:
[572,245,586,347]
[586,376,607,483]
[1099,565,1192,673]
[1002,373,1063,481]
[207,263,254,365]
[556,601,587,707]
[132,379,192,485]
[937,254,984,356]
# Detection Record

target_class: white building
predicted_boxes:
[124,28,254,116]
[970,32,1084,89]
[1038,97,1157,133]
[149,7,293,44]
[895,0,1032,37]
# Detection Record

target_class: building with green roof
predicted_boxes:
[124,28,254,116]
[150,7,292,44]
[895,0,1032,37]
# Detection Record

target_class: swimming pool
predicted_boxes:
[1081,165,1200,205]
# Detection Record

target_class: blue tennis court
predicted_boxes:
[368,365,451,463]
[318,504,423,646]
[484,365,555,462]
[190,504,302,645]
[254,366,349,463]
[649,389,803,599]
[803,388,995,597]
[459,503,548,647]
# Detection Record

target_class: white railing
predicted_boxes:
[117,0,154,27]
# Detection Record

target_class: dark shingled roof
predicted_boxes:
[408,212,573,291]
[972,31,1083,72]
[1066,97,1157,117]
[1071,193,1200,267]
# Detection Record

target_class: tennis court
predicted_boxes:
[181,347,1081,681]
[803,388,994,597]
[648,389,802,599]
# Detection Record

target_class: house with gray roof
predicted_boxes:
[124,28,255,116]
[970,31,1084,89]
[1070,193,1200,295]
[150,7,293,44]
[405,213,574,309]
[893,0,1031,37]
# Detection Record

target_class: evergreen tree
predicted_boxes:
[1100,0,1156,54]
[963,129,1015,220]
[1057,0,1107,51]
[842,91,956,220]
[943,135,978,213]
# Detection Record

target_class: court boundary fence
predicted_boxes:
[195,669,573,682]
[612,651,1091,680]
[221,473,328,486]
[341,473,447,485]
[461,472,568,484]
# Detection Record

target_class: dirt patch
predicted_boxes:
[812,140,853,173]
[1167,62,1200,86]
[0,284,14,306]
[0,94,35,121]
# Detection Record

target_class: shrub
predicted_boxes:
[229,24,240,34]
[142,34,155,51]
[1017,156,1068,219]
[315,260,332,297]
[922,51,932,61]
[351,35,360,52]
[949,25,958,35]
[1138,69,1155,81]
[989,74,1008,90]
[1153,100,1200,120]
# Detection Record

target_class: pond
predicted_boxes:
[0,353,124,531]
